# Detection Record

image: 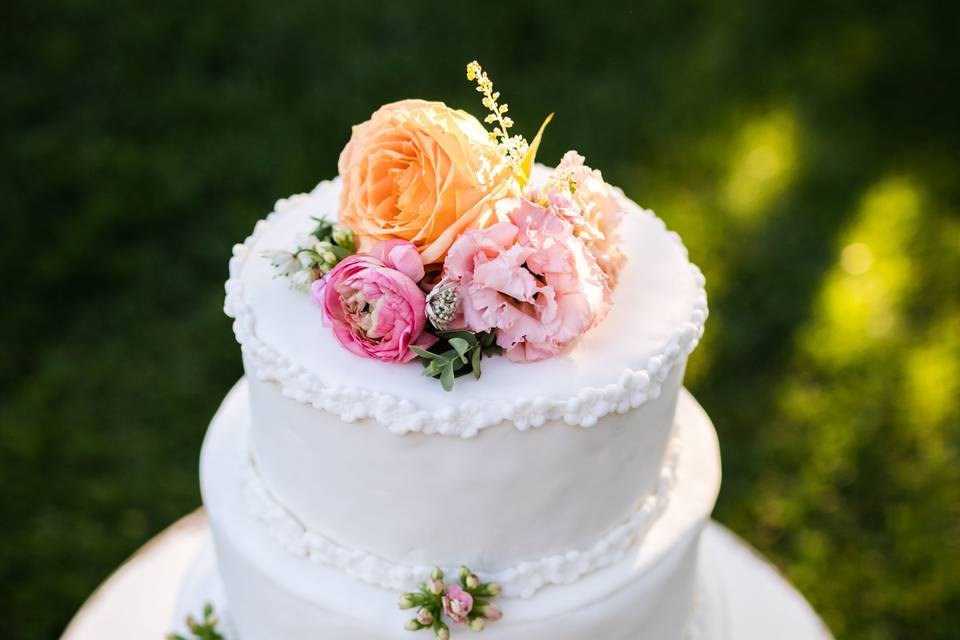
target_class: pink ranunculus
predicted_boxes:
[310,240,435,363]
[442,584,474,625]
[366,238,426,283]
[443,196,608,363]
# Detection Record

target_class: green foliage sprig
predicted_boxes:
[399,566,503,638]
[410,331,502,392]
[167,602,224,640]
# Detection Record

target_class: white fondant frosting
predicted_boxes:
[242,429,679,598]
[223,173,707,437]
[199,380,722,639]
[245,363,684,573]
[172,536,728,640]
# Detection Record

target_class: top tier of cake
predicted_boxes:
[221,175,708,598]
[226,176,706,438]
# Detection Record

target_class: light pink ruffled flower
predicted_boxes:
[533,151,627,291]
[311,240,435,363]
[443,196,608,362]
[442,584,474,625]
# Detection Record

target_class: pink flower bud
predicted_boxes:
[416,608,434,626]
[482,603,503,621]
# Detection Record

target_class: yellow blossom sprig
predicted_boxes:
[467,61,525,157]
[466,60,552,187]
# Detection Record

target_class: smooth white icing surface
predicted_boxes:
[247,363,684,575]
[224,174,707,436]
[243,400,679,598]
[200,380,721,639]
[173,535,728,640]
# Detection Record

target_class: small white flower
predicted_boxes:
[298,250,317,268]
[261,249,299,277]
[290,267,318,291]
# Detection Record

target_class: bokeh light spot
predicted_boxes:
[723,110,798,220]
[904,318,959,446]
[802,177,921,364]
[840,242,874,275]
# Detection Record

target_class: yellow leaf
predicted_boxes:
[518,112,554,187]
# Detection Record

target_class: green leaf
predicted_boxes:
[471,348,482,378]
[440,364,455,392]
[518,112,554,186]
[310,218,335,239]
[421,362,441,377]
[171,603,223,640]
[329,244,353,260]
[440,330,478,346]
[483,342,504,357]
[409,346,438,360]
[449,337,471,361]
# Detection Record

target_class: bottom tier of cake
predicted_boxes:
[197,380,721,640]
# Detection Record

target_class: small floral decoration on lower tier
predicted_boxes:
[263,60,626,390]
[168,602,224,640]
[399,567,503,638]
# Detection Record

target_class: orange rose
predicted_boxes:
[338,100,516,265]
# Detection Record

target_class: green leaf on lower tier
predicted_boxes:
[167,602,224,640]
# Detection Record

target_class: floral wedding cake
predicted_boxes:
[185,62,719,639]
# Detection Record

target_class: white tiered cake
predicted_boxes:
[186,168,722,638]
[174,68,734,638]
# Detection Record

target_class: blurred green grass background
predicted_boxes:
[2,1,959,638]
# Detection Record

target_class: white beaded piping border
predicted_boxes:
[242,432,680,600]
[224,177,708,438]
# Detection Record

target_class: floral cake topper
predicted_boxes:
[399,566,503,638]
[264,61,625,390]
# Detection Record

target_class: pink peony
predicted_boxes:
[443,196,608,362]
[311,240,435,363]
[442,584,474,625]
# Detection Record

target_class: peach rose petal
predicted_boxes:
[338,100,517,265]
